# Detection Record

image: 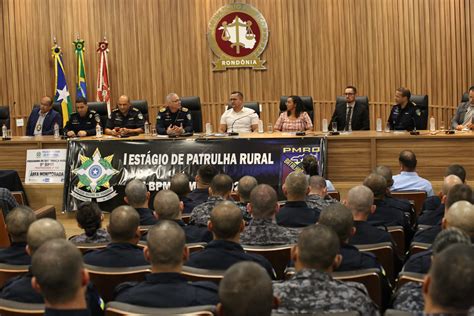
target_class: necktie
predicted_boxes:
[345,106,353,131]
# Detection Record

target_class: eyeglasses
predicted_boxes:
[344,93,355,96]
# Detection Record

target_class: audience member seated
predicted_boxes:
[273,224,378,315]
[0,206,36,265]
[391,150,435,197]
[0,219,103,315]
[345,185,393,245]
[170,173,194,214]
[274,96,313,132]
[373,165,412,214]
[0,188,19,217]
[185,201,274,278]
[190,174,249,226]
[423,164,467,212]
[393,227,472,312]
[69,202,110,244]
[364,174,409,229]
[217,261,273,316]
[418,175,462,226]
[187,165,218,206]
[406,200,474,273]
[124,179,156,226]
[301,155,335,191]
[276,172,319,228]
[234,175,258,208]
[83,206,148,267]
[240,184,298,246]
[31,239,96,316]
[26,96,62,136]
[114,221,218,307]
[104,95,144,136]
[413,184,473,244]
[422,244,474,315]
[306,176,339,210]
[152,190,211,243]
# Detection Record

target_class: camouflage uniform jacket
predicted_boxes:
[273,268,379,315]
[306,194,339,210]
[240,218,299,246]
[190,196,249,227]
[69,228,111,244]
[392,281,424,313]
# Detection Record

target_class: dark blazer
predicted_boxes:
[331,101,370,131]
[26,108,62,136]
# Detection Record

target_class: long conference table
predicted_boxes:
[1,130,472,211]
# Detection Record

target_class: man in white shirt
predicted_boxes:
[219,91,259,133]
[391,150,435,196]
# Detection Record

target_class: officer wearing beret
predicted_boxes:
[105,95,145,136]
[156,93,193,135]
[64,97,101,137]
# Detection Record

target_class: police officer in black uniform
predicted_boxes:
[64,97,101,137]
[105,95,144,136]
[156,93,193,135]
[388,87,419,131]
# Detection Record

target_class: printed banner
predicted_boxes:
[26,149,67,184]
[63,137,327,212]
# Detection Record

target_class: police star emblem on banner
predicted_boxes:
[73,148,118,193]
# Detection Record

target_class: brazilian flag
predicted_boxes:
[52,43,73,127]
[74,39,87,99]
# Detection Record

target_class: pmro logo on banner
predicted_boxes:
[71,148,119,202]
[280,146,321,183]
[208,3,269,71]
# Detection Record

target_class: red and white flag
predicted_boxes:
[96,39,111,117]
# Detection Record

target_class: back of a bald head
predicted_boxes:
[445,201,474,236]
[298,224,340,270]
[318,204,353,243]
[284,172,309,198]
[373,165,393,187]
[147,220,185,267]
[442,175,462,196]
[27,218,66,253]
[445,184,473,209]
[170,173,191,197]
[249,184,278,219]
[347,185,374,214]
[309,176,327,190]
[219,261,273,316]
[124,179,148,207]
[210,201,242,239]
[153,190,180,220]
[237,176,258,202]
[210,174,233,196]
[6,206,36,241]
[108,205,140,242]
[31,239,83,305]
[363,174,387,198]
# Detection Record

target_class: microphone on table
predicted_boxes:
[228,110,256,136]
[410,117,420,135]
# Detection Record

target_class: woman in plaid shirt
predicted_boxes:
[274,96,313,132]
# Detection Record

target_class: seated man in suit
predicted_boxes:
[273,225,378,315]
[391,150,435,197]
[185,201,275,278]
[153,190,211,243]
[187,165,218,207]
[114,220,219,307]
[330,86,369,131]
[26,96,62,136]
[83,205,148,267]
[387,87,418,131]
[276,172,319,228]
[0,206,36,265]
[124,179,156,226]
[64,97,101,137]
[218,261,273,316]
[240,184,298,246]
[451,85,474,131]
[31,239,94,315]
[219,91,258,133]
[156,93,193,135]
[104,95,144,136]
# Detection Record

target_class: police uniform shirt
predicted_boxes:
[0,242,30,265]
[349,221,393,245]
[105,107,145,131]
[187,188,209,206]
[64,110,101,136]
[156,107,193,135]
[240,218,299,246]
[114,272,219,308]
[403,249,432,274]
[82,242,149,267]
[368,199,407,227]
[135,207,157,226]
[276,201,320,228]
[418,203,445,226]
[388,102,418,131]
